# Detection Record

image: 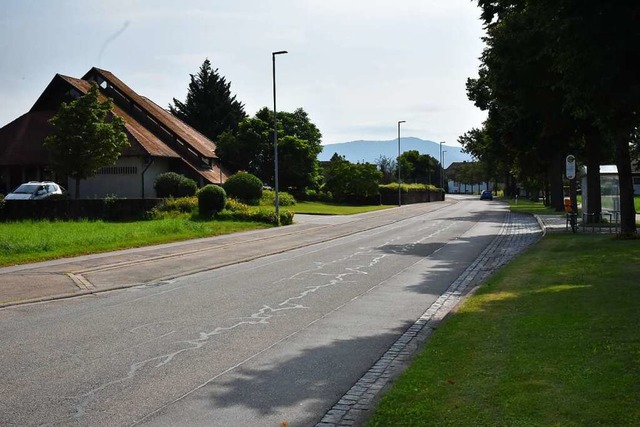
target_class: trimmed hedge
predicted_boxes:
[379,183,445,204]
[1,198,162,222]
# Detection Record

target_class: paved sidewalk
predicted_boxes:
[316,212,543,427]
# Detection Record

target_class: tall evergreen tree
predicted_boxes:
[169,59,247,142]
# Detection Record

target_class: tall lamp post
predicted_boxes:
[439,141,445,189]
[397,120,406,207]
[442,150,447,192]
[272,50,288,224]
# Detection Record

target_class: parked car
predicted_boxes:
[4,181,65,200]
[480,190,493,200]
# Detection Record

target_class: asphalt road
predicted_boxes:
[0,196,508,426]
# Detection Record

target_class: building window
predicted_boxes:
[97,166,138,175]
[633,176,640,185]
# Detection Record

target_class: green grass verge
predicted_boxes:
[367,234,640,426]
[290,201,393,215]
[508,198,559,215]
[0,218,269,267]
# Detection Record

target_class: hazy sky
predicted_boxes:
[0,0,487,146]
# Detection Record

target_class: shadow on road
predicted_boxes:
[205,325,412,424]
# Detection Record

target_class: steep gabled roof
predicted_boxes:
[1,68,231,184]
[0,111,54,165]
[58,74,180,158]
[84,67,218,160]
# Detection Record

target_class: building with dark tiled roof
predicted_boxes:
[0,67,231,198]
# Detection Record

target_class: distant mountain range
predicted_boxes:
[318,137,472,168]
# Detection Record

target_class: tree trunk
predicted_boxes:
[584,130,602,223]
[614,134,637,236]
[550,153,564,211]
[74,178,80,199]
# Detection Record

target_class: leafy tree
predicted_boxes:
[169,59,247,142]
[396,150,440,185]
[375,155,396,184]
[542,0,640,235]
[323,154,381,203]
[44,83,129,198]
[215,107,323,192]
[470,0,639,234]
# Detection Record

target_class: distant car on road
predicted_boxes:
[480,190,493,200]
[4,181,65,200]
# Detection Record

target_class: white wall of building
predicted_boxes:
[447,179,489,194]
[69,157,171,199]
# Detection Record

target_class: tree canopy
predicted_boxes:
[169,59,247,142]
[44,83,129,198]
[322,154,381,203]
[396,150,440,185]
[463,0,639,234]
[215,107,323,192]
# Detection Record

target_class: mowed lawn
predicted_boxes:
[0,202,391,267]
[291,201,393,215]
[0,218,269,267]
[367,233,640,426]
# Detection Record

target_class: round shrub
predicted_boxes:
[197,185,227,217]
[154,172,197,198]
[177,178,197,197]
[261,190,296,206]
[223,171,263,205]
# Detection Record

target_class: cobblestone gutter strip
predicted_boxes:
[316,212,543,427]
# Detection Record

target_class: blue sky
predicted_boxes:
[0,0,487,146]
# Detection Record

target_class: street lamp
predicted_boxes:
[442,150,447,192]
[272,50,288,225]
[439,141,445,189]
[397,120,406,207]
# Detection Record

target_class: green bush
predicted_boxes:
[379,183,440,193]
[223,171,263,205]
[156,197,198,213]
[154,172,198,198]
[197,185,227,217]
[217,207,294,226]
[221,197,294,225]
[148,197,198,219]
[225,198,252,213]
[260,189,297,206]
[301,188,332,202]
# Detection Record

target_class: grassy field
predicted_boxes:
[0,201,393,267]
[290,201,393,215]
[0,218,268,267]
[507,198,559,215]
[367,233,640,426]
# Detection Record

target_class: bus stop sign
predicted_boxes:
[566,154,576,180]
